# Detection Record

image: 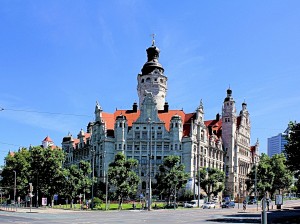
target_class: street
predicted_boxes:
[0,200,299,224]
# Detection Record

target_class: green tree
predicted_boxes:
[246,153,274,198]
[30,146,66,206]
[108,153,140,209]
[61,160,93,208]
[0,148,31,201]
[198,167,225,201]
[77,160,93,201]
[155,155,189,204]
[246,153,293,199]
[270,153,293,197]
[284,122,300,176]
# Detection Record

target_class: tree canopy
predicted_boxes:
[284,121,300,176]
[108,152,140,209]
[246,153,293,199]
[155,155,189,204]
[0,146,67,205]
[198,167,225,201]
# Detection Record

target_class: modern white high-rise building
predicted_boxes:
[62,40,259,199]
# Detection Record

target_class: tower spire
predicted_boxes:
[150,33,156,46]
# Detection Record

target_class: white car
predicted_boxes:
[184,201,197,208]
[203,202,216,209]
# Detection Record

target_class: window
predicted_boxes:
[141,156,147,165]
[156,145,162,150]
[175,144,178,150]
[134,145,140,150]
[164,145,169,150]
[160,79,163,83]
[141,79,144,83]
[118,144,122,150]
[142,131,147,139]
[156,156,162,164]
[146,77,151,82]
[157,132,162,139]
[141,145,147,151]
[135,132,140,139]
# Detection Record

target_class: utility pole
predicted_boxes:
[197,146,200,208]
[91,149,95,209]
[13,170,16,208]
[147,118,152,211]
[105,172,108,211]
[255,163,258,211]
[104,151,108,211]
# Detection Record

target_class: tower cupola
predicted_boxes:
[141,43,164,75]
[137,38,168,110]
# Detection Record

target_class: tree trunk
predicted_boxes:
[118,197,123,210]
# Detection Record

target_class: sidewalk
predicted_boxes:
[0,206,84,214]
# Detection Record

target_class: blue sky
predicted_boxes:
[1,0,300,166]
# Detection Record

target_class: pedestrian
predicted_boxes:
[243,200,247,211]
[266,198,270,211]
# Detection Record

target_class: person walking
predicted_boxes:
[243,200,247,211]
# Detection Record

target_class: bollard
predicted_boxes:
[261,210,267,224]
[261,197,267,224]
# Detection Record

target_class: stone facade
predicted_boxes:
[62,41,259,199]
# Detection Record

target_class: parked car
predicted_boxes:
[184,201,197,208]
[203,202,216,209]
[221,201,235,208]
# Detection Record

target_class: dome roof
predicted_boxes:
[141,44,164,75]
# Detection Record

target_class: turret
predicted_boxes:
[170,114,183,146]
[95,101,103,122]
[115,114,127,151]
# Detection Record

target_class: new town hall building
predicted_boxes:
[62,40,259,199]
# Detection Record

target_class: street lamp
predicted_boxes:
[147,117,153,211]
[91,149,95,209]
[254,162,258,211]
[13,170,16,206]
[197,145,201,208]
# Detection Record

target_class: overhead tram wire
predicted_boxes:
[0,107,91,117]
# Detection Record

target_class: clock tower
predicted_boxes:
[137,39,167,110]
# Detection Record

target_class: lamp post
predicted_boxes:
[103,150,108,211]
[254,162,258,211]
[91,149,95,209]
[13,170,16,206]
[197,145,201,208]
[147,118,152,211]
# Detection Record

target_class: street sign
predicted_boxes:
[54,194,58,201]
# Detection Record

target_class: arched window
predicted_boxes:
[146,77,151,82]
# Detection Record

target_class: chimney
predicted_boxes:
[216,113,220,121]
[133,102,138,112]
[164,102,169,112]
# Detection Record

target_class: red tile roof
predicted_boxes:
[102,110,187,132]
[43,136,53,142]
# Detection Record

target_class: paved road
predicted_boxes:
[0,200,299,224]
